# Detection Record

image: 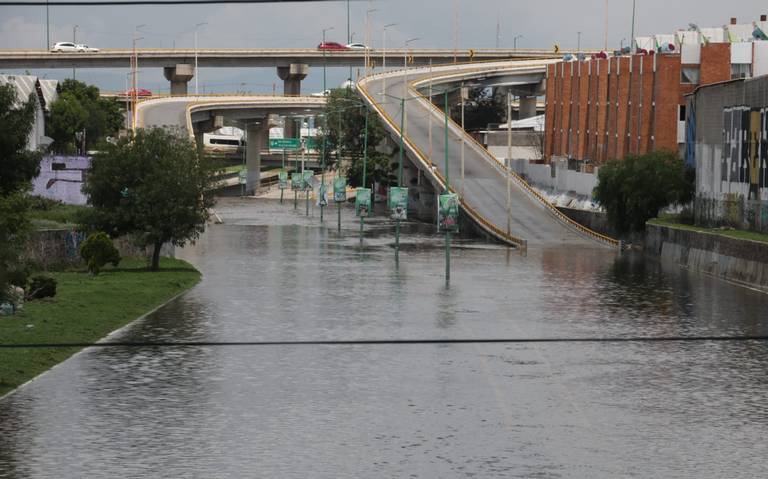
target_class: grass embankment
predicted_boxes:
[648,217,768,245]
[0,257,201,397]
[27,203,90,230]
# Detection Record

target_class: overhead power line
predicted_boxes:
[0,0,339,5]
[1,336,768,349]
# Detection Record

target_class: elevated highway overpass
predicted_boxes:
[357,61,618,249]
[135,94,326,193]
[0,48,567,96]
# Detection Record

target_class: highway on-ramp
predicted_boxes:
[358,61,618,249]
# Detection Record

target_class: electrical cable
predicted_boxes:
[2,336,768,349]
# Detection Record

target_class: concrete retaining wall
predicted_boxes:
[510,159,598,198]
[646,223,768,291]
[25,229,174,270]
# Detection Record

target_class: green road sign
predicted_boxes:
[291,172,304,191]
[388,187,408,220]
[238,169,248,185]
[302,170,314,191]
[333,176,347,202]
[270,138,301,150]
[355,188,372,217]
[278,170,288,190]
[438,193,460,232]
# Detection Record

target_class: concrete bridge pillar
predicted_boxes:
[163,64,194,96]
[519,96,538,120]
[277,63,309,96]
[277,64,309,139]
[245,122,269,195]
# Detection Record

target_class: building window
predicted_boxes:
[681,67,700,84]
[51,162,66,171]
[730,63,752,79]
[679,105,687,121]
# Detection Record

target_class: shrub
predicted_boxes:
[594,151,695,234]
[26,275,57,300]
[79,232,121,275]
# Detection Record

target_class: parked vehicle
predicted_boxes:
[120,88,153,98]
[50,42,77,52]
[317,42,347,51]
[76,44,99,52]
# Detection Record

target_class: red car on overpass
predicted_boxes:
[317,42,348,51]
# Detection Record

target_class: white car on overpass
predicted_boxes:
[50,42,77,52]
[76,44,99,52]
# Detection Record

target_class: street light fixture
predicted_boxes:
[513,34,523,50]
[194,22,207,95]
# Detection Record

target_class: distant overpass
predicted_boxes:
[0,48,567,96]
[136,94,326,193]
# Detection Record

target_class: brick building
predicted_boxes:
[544,15,768,166]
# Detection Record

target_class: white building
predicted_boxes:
[0,74,58,151]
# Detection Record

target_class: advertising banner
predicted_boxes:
[438,193,460,232]
[355,188,372,217]
[302,171,314,191]
[278,170,288,190]
[317,182,328,206]
[333,176,347,203]
[388,187,408,220]
[291,172,304,191]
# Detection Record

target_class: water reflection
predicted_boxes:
[1,198,767,478]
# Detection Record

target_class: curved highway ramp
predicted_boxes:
[357,61,618,249]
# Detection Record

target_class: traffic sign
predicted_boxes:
[269,138,301,150]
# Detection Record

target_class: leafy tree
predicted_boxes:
[319,88,395,189]
[594,151,695,234]
[0,83,42,301]
[81,128,217,271]
[448,87,505,131]
[48,92,88,153]
[48,79,124,153]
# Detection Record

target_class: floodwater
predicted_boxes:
[1,198,767,478]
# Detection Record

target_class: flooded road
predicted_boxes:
[1,198,767,478]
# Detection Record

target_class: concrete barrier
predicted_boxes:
[646,223,768,292]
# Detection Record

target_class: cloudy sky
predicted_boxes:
[1,0,766,92]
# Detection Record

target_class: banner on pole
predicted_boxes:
[302,171,314,191]
[317,182,328,206]
[291,172,304,191]
[333,176,347,203]
[355,188,372,217]
[388,187,408,220]
[438,193,460,232]
[238,169,248,185]
[278,170,289,190]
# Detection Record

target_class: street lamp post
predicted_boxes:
[577,31,582,52]
[402,37,419,150]
[360,108,369,240]
[194,22,207,95]
[365,8,378,77]
[443,90,451,281]
[131,24,146,131]
[72,24,78,79]
[506,91,512,236]
[382,22,397,97]
[460,83,467,198]
[320,26,334,222]
[513,34,523,50]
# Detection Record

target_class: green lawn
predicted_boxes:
[0,257,201,397]
[28,203,90,230]
[648,217,768,244]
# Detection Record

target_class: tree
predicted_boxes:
[0,83,42,301]
[594,151,695,234]
[48,92,87,153]
[449,87,505,131]
[81,128,217,270]
[319,88,395,189]
[48,79,124,153]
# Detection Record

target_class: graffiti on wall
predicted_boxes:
[722,106,768,199]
